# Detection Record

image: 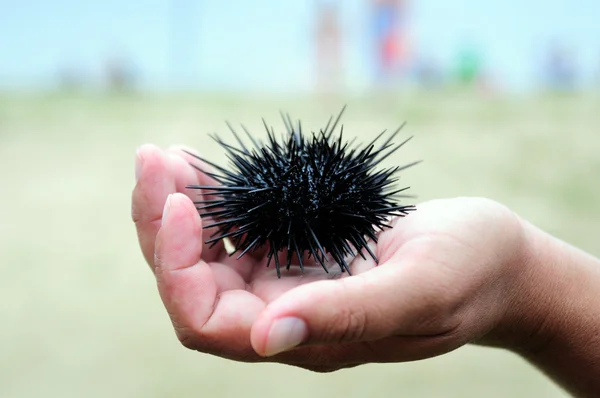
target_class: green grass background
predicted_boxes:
[1,91,598,397]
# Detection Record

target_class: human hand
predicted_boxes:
[132,144,533,371]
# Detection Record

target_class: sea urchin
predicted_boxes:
[186,107,420,278]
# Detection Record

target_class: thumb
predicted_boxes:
[250,264,444,357]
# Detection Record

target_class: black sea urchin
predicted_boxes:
[186,107,420,278]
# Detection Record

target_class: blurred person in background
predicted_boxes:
[596,51,600,89]
[370,0,411,88]
[597,50,600,89]
[104,54,137,92]
[454,42,484,90]
[412,53,444,90]
[314,1,344,94]
[544,41,577,92]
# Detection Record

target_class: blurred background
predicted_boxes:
[1,0,598,397]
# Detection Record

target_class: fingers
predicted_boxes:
[168,145,228,264]
[167,145,220,188]
[154,193,220,340]
[156,194,267,357]
[167,151,227,263]
[249,270,388,357]
[132,144,176,267]
[132,145,225,269]
[250,241,462,357]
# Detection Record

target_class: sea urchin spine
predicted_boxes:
[186,107,420,278]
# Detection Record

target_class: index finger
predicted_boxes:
[132,144,176,268]
[132,144,225,270]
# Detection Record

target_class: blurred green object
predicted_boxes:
[455,46,483,86]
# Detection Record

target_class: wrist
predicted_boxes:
[510,220,600,396]
[498,218,565,353]
[480,215,574,353]
[465,204,600,396]
[510,219,600,354]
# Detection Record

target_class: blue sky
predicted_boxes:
[1,0,599,91]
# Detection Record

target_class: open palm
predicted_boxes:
[132,144,525,371]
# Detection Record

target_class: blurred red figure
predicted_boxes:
[371,0,410,86]
[314,1,343,93]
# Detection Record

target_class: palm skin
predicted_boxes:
[132,144,529,372]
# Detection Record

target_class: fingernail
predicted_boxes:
[135,148,144,182]
[162,194,173,226]
[264,317,308,356]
